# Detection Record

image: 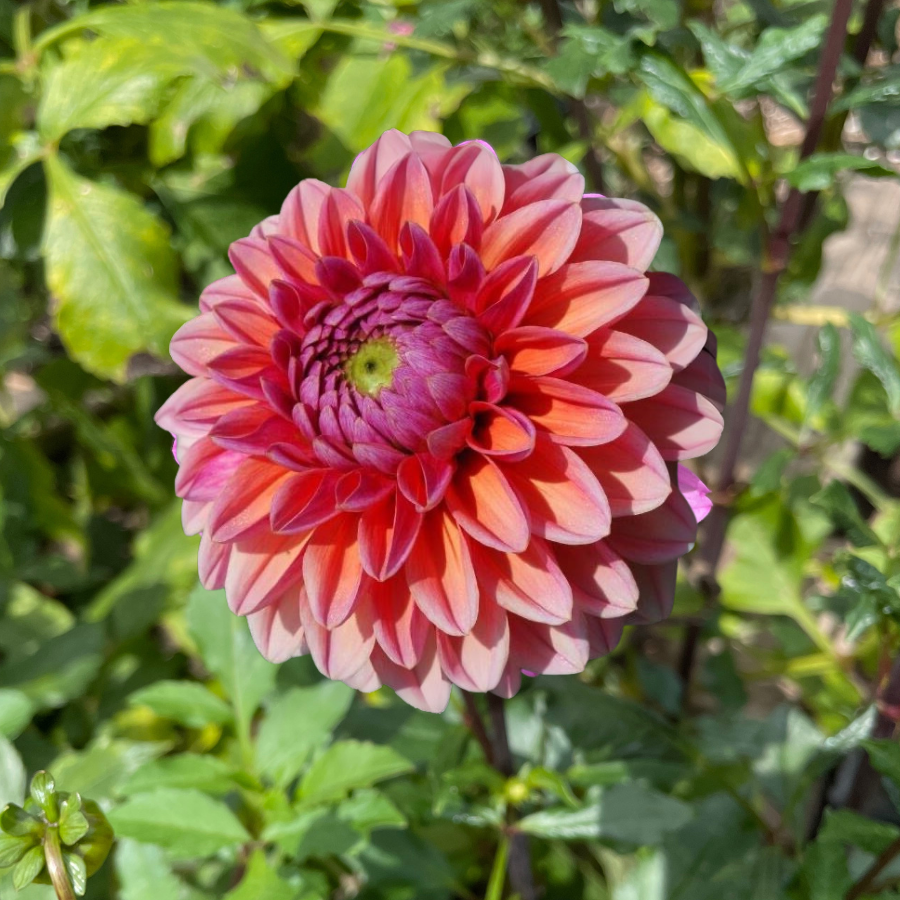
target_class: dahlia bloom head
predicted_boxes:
[156,129,725,712]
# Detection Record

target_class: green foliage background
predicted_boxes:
[1,0,900,897]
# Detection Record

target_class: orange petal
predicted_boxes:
[303,513,364,628]
[526,261,649,337]
[507,375,627,446]
[572,196,663,271]
[608,486,697,564]
[555,540,639,618]
[406,507,479,636]
[346,129,413,206]
[616,293,707,372]
[301,591,375,681]
[369,152,434,252]
[467,402,536,462]
[470,537,573,624]
[372,634,451,713]
[371,576,430,668]
[437,600,510,691]
[501,436,611,544]
[225,529,309,615]
[574,329,672,403]
[496,326,587,377]
[439,140,506,223]
[480,199,582,276]
[579,421,671,516]
[623,383,724,461]
[247,590,308,663]
[207,457,293,543]
[446,453,530,553]
[509,615,590,675]
[170,313,238,376]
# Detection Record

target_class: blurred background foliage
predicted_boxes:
[1,0,900,897]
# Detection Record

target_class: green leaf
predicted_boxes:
[804,324,840,425]
[518,784,692,844]
[28,772,55,813]
[12,845,45,891]
[51,738,167,801]
[637,53,745,182]
[128,681,234,729]
[0,737,26,808]
[50,2,293,87]
[58,795,89,846]
[223,849,295,900]
[810,481,879,548]
[864,739,900,787]
[787,153,896,191]
[717,16,827,93]
[819,808,900,854]
[0,624,104,711]
[115,839,210,900]
[256,683,354,786]
[108,789,250,857]
[186,586,277,738]
[0,75,42,206]
[0,835,33,868]
[299,740,414,804]
[37,37,188,142]
[43,154,189,382]
[336,789,407,833]
[64,852,87,896]
[544,26,636,98]
[849,312,900,415]
[315,54,469,153]
[0,689,33,739]
[121,755,239,797]
[149,76,275,167]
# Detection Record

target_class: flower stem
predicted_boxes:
[44,826,76,900]
[463,692,538,900]
[846,835,900,899]
[681,0,856,706]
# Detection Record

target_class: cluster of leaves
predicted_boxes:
[1,0,900,898]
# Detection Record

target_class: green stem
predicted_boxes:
[13,6,32,59]
[485,836,509,900]
[44,827,76,900]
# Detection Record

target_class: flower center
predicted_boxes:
[344,337,400,397]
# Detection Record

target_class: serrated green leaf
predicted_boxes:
[43,154,190,381]
[864,739,900,786]
[299,740,414,804]
[121,755,238,797]
[849,313,900,415]
[108,789,250,857]
[518,784,692,844]
[12,845,45,890]
[186,586,277,738]
[336,789,407,833]
[787,153,896,191]
[256,682,354,787]
[49,2,293,87]
[223,849,295,900]
[810,481,879,548]
[38,37,188,142]
[315,54,469,153]
[128,681,234,729]
[819,808,900,854]
[717,16,827,93]
[804,323,840,424]
[115,839,210,900]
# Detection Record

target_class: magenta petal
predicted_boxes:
[678,464,713,523]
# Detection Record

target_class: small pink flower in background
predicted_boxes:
[156,130,725,712]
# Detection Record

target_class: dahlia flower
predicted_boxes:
[156,130,725,712]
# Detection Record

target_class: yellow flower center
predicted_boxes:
[344,337,400,397]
